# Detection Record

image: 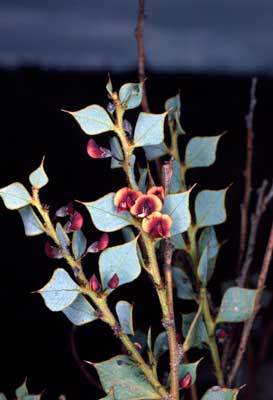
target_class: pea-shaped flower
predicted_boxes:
[114,187,142,213]
[142,211,172,238]
[130,194,162,218]
[147,186,165,203]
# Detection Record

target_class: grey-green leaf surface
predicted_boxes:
[134,112,166,148]
[198,227,219,282]
[119,82,143,110]
[170,234,187,250]
[99,239,141,292]
[138,168,147,193]
[66,105,114,135]
[144,143,168,161]
[169,160,182,194]
[94,355,161,399]
[0,182,31,210]
[110,136,123,169]
[83,193,133,232]
[164,93,185,134]
[173,267,195,300]
[167,359,201,387]
[19,206,45,236]
[162,191,191,235]
[197,246,209,285]
[129,154,139,190]
[216,287,258,324]
[38,268,80,311]
[195,189,227,228]
[201,386,239,400]
[182,311,208,351]
[29,158,49,189]
[185,135,222,169]
[99,390,116,400]
[0,394,7,400]
[56,222,70,252]
[62,294,97,325]
[72,230,87,259]
[116,301,134,335]
[154,331,168,360]
[15,382,28,398]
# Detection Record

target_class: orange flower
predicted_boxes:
[142,211,172,238]
[147,186,165,203]
[130,194,162,218]
[114,187,142,213]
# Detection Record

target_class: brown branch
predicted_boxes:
[135,0,150,112]
[227,213,273,386]
[237,77,257,270]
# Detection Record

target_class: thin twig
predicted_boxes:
[237,78,257,270]
[227,213,273,386]
[135,0,150,113]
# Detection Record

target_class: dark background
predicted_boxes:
[1,0,273,399]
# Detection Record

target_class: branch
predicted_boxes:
[135,0,150,112]
[227,213,273,386]
[237,78,257,270]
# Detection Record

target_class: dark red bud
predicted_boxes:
[87,233,109,253]
[87,138,112,159]
[180,373,192,389]
[55,202,74,217]
[216,328,229,341]
[107,273,119,289]
[69,211,83,231]
[44,241,56,258]
[89,274,101,292]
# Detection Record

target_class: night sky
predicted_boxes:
[0,0,273,73]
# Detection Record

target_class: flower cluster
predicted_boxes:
[114,186,172,238]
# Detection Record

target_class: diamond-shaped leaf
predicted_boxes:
[38,268,80,311]
[93,355,161,399]
[65,105,114,135]
[56,222,70,252]
[110,136,124,169]
[216,287,258,324]
[167,359,201,387]
[182,311,208,351]
[62,294,97,325]
[154,331,168,360]
[116,301,134,335]
[72,229,87,259]
[119,82,143,110]
[144,143,168,161]
[29,158,48,189]
[15,381,28,398]
[201,386,240,400]
[19,205,45,236]
[99,239,141,292]
[195,189,228,228]
[162,191,191,235]
[0,182,31,210]
[134,112,166,148]
[198,227,219,283]
[185,135,222,169]
[82,193,133,232]
[173,267,195,300]
[169,160,182,194]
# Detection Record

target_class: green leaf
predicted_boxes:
[110,137,124,169]
[164,93,185,135]
[153,331,168,359]
[144,143,168,161]
[197,246,210,285]
[198,227,219,282]
[29,158,48,189]
[216,287,258,324]
[56,222,70,252]
[182,311,208,351]
[106,76,113,96]
[134,112,166,148]
[162,191,191,235]
[72,230,87,259]
[99,389,116,400]
[169,160,182,194]
[16,381,28,398]
[119,82,143,110]
[62,294,97,325]
[21,396,41,400]
[185,135,222,169]
[38,268,80,311]
[0,394,7,400]
[99,239,141,292]
[65,105,114,135]
[173,267,195,300]
[0,182,31,210]
[195,189,228,228]
[167,359,201,387]
[82,193,133,232]
[19,206,45,236]
[129,154,139,190]
[138,168,147,193]
[170,234,187,250]
[116,301,134,335]
[201,386,239,400]
[122,227,135,243]
[94,355,161,399]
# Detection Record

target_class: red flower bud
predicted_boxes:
[69,211,83,231]
[89,274,101,292]
[107,273,119,289]
[216,328,229,342]
[87,233,109,253]
[114,187,142,213]
[142,212,173,239]
[130,194,162,218]
[180,372,192,389]
[87,138,112,159]
[55,202,74,217]
[44,241,61,258]
[147,186,165,203]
